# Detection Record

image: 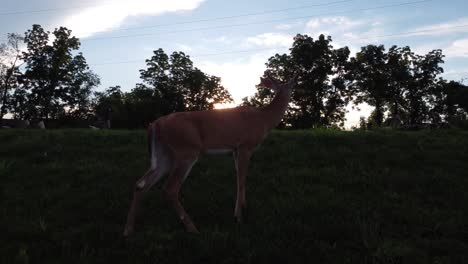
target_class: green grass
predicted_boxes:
[1,129,468,263]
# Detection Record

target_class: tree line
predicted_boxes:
[1,25,467,129]
[93,49,233,128]
[243,34,468,129]
[0,25,233,128]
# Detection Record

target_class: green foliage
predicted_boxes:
[386,46,412,118]
[437,80,468,121]
[92,49,233,128]
[407,49,444,124]
[93,85,161,128]
[93,86,129,127]
[19,24,100,120]
[139,48,233,113]
[244,34,351,129]
[0,33,23,120]
[349,45,390,126]
[2,25,467,130]
[1,129,468,263]
[349,45,447,127]
[245,38,462,130]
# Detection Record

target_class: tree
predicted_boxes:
[326,46,351,128]
[0,33,24,120]
[93,49,234,129]
[21,24,99,120]
[8,87,29,119]
[138,48,233,116]
[348,45,390,127]
[64,54,100,119]
[348,45,446,127]
[386,46,412,120]
[93,86,128,127]
[289,34,350,128]
[435,79,468,120]
[406,49,444,124]
[124,84,161,128]
[244,34,350,128]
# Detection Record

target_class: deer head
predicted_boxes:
[259,74,297,93]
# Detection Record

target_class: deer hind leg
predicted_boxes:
[163,156,199,233]
[234,148,252,223]
[124,169,157,237]
[124,168,167,237]
[123,152,170,237]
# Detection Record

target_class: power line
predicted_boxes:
[0,0,350,16]
[0,0,353,29]
[0,0,432,43]
[82,0,433,42]
[90,48,281,66]
[105,0,354,32]
[0,0,131,16]
[89,23,468,67]
[360,24,468,41]
[2,0,446,65]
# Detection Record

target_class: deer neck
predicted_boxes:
[261,89,292,129]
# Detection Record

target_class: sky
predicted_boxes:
[1,0,467,127]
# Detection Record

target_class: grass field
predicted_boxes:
[1,129,468,263]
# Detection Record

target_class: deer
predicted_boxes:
[123,74,297,236]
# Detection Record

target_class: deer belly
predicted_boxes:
[204,149,233,155]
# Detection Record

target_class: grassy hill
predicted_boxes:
[1,129,468,263]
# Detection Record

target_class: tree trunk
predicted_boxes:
[393,96,399,116]
[1,53,21,121]
[0,75,11,120]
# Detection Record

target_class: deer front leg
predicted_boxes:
[234,149,252,223]
[163,158,199,233]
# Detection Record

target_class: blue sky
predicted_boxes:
[1,0,467,127]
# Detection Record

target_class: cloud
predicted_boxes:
[407,17,468,36]
[175,43,193,52]
[442,68,468,78]
[306,16,365,31]
[302,15,384,51]
[202,35,234,45]
[413,37,468,59]
[246,33,294,47]
[444,38,468,58]
[63,0,205,38]
[275,22,302,30]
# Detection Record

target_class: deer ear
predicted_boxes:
[287,74,298,86]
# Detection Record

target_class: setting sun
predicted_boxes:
[214,102,238,109]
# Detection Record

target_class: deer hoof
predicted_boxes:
[123,226,134,237]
